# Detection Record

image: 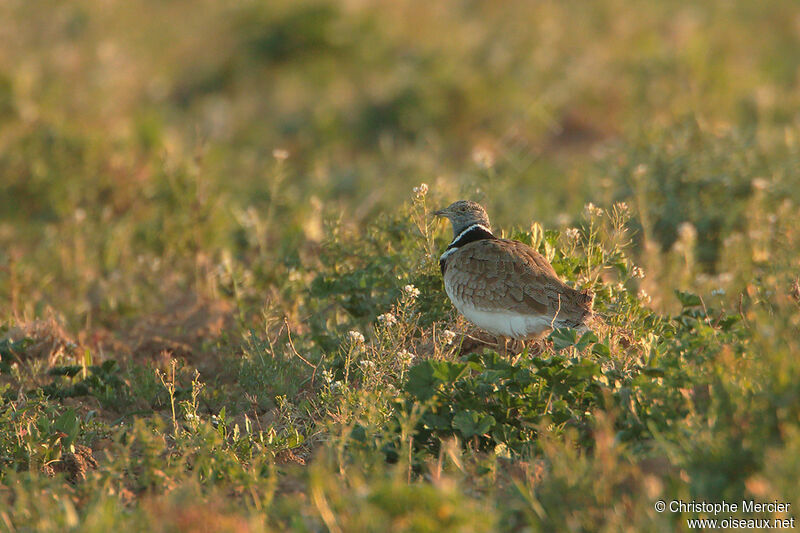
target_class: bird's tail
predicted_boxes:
[576,289,596,329]
[580,289,595,310]
[555,288,596,331]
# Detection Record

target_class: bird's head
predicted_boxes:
[433,200,491,237]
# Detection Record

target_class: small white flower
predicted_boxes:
[330,381,343,392]
[614,201,629,213]
[711,288,726,296]
[347,330,365,344]
[321,369,334,384]
[678,222,697,242]
[412,183,429,197]
[378,313,397,326]
[272,148,289,160]
[631,266,645,279]
[403,284,421,299]
[398,349,415,365]
[584,202,604,218]
[565,227,581,241]
[359,360,375,369]
[441,330,457,345]
[638,289,652,304]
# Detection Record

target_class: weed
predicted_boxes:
[2,0,800,529]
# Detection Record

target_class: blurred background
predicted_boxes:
[1,0,799,326]
[2,3,800,529]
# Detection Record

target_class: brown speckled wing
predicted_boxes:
[445,239,593,323]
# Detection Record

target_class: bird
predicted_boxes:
[433,200,594,341]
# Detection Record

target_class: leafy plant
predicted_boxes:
[38,360,129,407]
[0,337,31,374]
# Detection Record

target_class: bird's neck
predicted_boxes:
[448,223,495,249]
[440,224,495,275]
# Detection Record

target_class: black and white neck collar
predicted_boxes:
[447,223,495,250]
[439,224,495,274]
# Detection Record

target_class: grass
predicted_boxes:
[1,0,800,531]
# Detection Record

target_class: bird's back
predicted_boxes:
[443,238,593,336]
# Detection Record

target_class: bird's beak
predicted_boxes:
[432,208,448,218]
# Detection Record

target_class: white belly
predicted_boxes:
[445,284,552,339]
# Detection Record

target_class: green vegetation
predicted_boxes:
[1,0,799,530]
